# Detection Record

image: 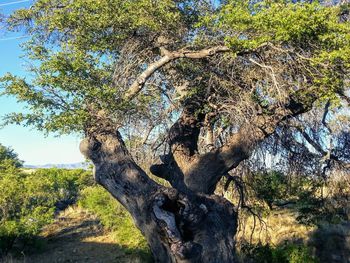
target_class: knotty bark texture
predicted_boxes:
[80,131,238,263]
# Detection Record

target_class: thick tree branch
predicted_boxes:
[151,86,321,194]
[123,46,230,101]
[80,131,158,211]
[182,90,319,194]
[150,97,206,192]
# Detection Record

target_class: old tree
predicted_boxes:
[1,0,350,262]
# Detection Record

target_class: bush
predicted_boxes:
[241,242,317,263]
[275,243,317,263]
[79,186,125,229]
[0,167,93,255]
[0,172,55,255]
[79,186,152,261]
[32,168,94,209]
[296,174,350,226]
[249,171,288,209]
[0,144,23,172]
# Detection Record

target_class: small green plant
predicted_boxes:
[241,242,317,263]
[274,243,317,263]
[250,171,288,209]
[79,186,152,262]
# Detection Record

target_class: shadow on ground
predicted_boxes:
[3,208,153,263]
[309,221,350,263]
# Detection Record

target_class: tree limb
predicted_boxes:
[293,125,327,155]
[123,46,230,101]
[182,89,318,194]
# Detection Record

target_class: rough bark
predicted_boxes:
[150,97,205,193]
[80,130,238,263]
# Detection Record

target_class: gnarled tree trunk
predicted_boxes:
[80,131,238,263]
[79,89,315,262]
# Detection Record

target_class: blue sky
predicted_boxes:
[0,0,85,165]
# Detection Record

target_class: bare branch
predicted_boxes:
[123,46,231,101]
[293,125,327,155]
[322,100,332,133]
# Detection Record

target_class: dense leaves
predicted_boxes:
[0,144,23,172]
[1,0,203,134]
[0,161,92,255]
[1,0,349,135]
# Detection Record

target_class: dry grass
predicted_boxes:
[236,209,315,247]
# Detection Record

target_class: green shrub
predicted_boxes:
[31,168,94,207]
[0,167,93,255]
[274,243,317,263]
[250,171,288,209]
[79,186,152,261]
[0,172,55,255]
[79,186,125,229]
[296,175,350,226]
[241,242,317,263]
[0,144,23,172]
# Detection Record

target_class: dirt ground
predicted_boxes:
[4,208,148,263]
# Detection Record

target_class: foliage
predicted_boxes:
[32,168,94,206]
[0,0,200,134]
[0,165,93,255]
[249,171,288,209]
[0,144,23,172]
[0,172,55,254]
[203,0,350,103]
[236,168,350,227]
[78,186,152,261]
[1,1,349,135]
[296,174,350,226]
[241,242,317,263]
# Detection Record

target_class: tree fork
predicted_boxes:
[153,89,319,195]
[80,130,238,263]
[150,95,206,193]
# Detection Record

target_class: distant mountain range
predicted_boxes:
[24,162,90,170]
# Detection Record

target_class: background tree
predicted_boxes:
[0,144,23,172]
[1,0,350,262]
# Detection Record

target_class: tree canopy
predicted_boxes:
[0,144,23,171]
[1,1,350,262]
[1,0,349,135]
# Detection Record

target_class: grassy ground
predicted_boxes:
[236,209,315,246]
[236,208,350,263]
[3,206,349,263]
[3,207,151,263]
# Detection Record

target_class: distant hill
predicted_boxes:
[24,162,90,170]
